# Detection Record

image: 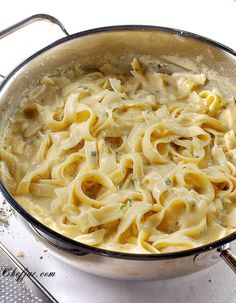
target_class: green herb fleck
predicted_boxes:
[120,204,126,210]
[127,199,132,206]
[164,178,171,186]
[104,111,109,117]
[90,151,97,157]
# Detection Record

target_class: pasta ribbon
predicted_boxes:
[1,58,235,253]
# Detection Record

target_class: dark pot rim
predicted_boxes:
[0,25,236,261]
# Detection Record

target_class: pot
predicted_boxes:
[0,14,235,280]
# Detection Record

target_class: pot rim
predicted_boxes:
[0,24,236,261]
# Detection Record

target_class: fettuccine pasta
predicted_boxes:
[0,58,235,253]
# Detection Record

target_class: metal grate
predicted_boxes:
[0,243,58,303]
[0,271,43,303]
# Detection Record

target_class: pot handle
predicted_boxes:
[0,14,69,39]
[220,248,236,273]
[0,14,69,78]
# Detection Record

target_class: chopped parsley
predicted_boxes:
[127,199,132,206]
[131,180,136,187]
[90,151,97,157]
[164,178,171,186]
[121,199,132,209]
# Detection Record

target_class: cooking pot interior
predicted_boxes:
[0,27,236,258]
[1,26,236,141]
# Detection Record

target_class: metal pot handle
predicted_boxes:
[0,14,69,39]
[220,247,236,273]
[0,14,69,78]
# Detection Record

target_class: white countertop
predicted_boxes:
[0,1,236,302]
